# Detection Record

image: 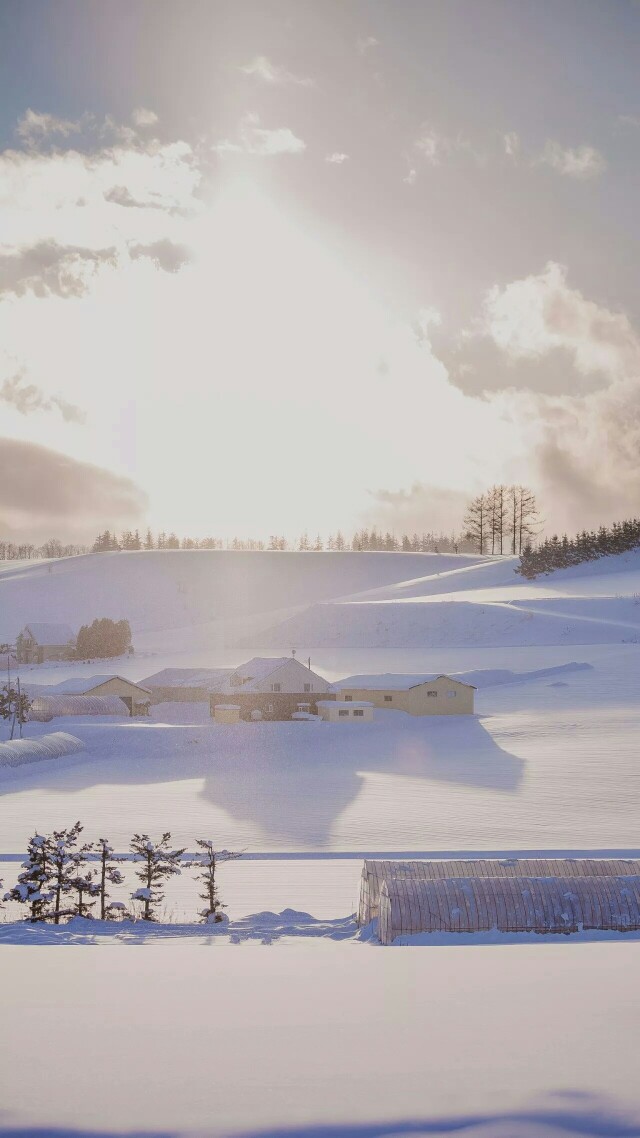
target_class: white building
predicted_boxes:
[316,700,374,723]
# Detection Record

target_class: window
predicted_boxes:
[384,695,392,702]
[447,690,457,699]
[304,683,311,692]
[427,690,438,697]
[353,709,364,717]
[271,683,281,692]
[268,703,274,713]
[344,695,353,702]
[338,709,349,717]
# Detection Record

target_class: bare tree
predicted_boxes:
[463,493,488,554]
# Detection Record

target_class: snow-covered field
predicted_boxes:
[1,549,640,1135]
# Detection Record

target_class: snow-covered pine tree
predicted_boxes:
[189,840,242,924]
[130,832,186,921]
[96,838,125,919]
[3,834,54,921]
[68,869,101,918]
[49,822,92,924]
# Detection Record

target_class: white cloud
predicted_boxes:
[131,107,159,127]
[325,152,349,164]
[503,131,520,158]
[403,167,417,185]
[0,372,85,423]
[240,56,313,87]
[414,130,442,165]
[539,140,606,179]
[356,36,379,56]
[482,261,639,379]
[214,113,306,157]
[16,108,84,144]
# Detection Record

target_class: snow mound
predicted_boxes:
[0,731,84,768]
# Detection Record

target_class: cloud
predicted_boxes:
[0,438,147,537]
[503,132,520,158]
[325,152,349,164]
[239,56,313,87]
[413,127,481,166]
[539,140,606,179]
[0,372,85,423]
[477,263,640,530]
[356,36,379,55]
[128,239,192,272]
[214,113,306,156]
[366,482,471,535]
[481,261,640,379]
[16,108,84,145]
[403,167,417,185]
[131,107,159,127]
[0,240,118,298]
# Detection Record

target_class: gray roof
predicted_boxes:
[23,623,76,646]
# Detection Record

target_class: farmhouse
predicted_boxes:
[212,656,334,721]
[142,667,233,703]
[335,673,476,715]
[27,675,152,716]
[358,857,640,925]
[16,623,76,664]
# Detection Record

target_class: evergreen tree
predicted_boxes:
[130,832,186,921]
[49,822,91,924]
[3,834,54,921]
[68,868,101,918]
[189,840,242,923]
[96,838,126,919]
[144,528,155,550]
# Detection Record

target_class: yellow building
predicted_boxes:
[335,673,475,715]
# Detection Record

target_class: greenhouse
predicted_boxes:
[0,732,84,769]
[358,857,640,925]
[378,874,640,943]
[29,694,127,721]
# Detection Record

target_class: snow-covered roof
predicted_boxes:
[232,657,291,682]
[143,667,233,690]
[41,674,151,695]
[335,672,476,691]
[22,623,76,645]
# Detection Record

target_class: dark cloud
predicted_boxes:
[129,239,192,272]
[433,333,606,398]
[0,373,85,423]
[0,241,117,298]
[0,438,147,539]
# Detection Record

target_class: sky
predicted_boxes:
[1,0,640,544]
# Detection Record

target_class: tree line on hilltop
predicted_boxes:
[1,826,241,925]
[517,517,640,579]
[91,527,480,554]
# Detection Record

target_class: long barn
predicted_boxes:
[379,874,640,944]
[358,857,640,925]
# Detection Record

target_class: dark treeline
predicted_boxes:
[93,527,478,554]
[1,825,241,925]
[76,618,132,659]
[518,517,640,579]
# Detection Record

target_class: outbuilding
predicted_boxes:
[213,704,241,724]
[16,623,77,664]
[335,673,475,715]
[316,700,374,723]
[26,675,152,716]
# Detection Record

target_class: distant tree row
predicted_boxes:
[92,528,478,555]
[0,539,88,561]
[76,618,132,659]
[517,518,640,579]
[2,826,241,925]
[463,486,540,555]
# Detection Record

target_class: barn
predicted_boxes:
[25,675,151,717]
[358,857,640,925]
[379,874,640,943]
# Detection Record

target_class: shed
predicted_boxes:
[358,857,640,925]
[142,667,233,703]
[213,704,241,724]
[316,700,374,723]
[25,675,152,716]
[379,874,640,943]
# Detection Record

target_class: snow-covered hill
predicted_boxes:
[1,547,639,656]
